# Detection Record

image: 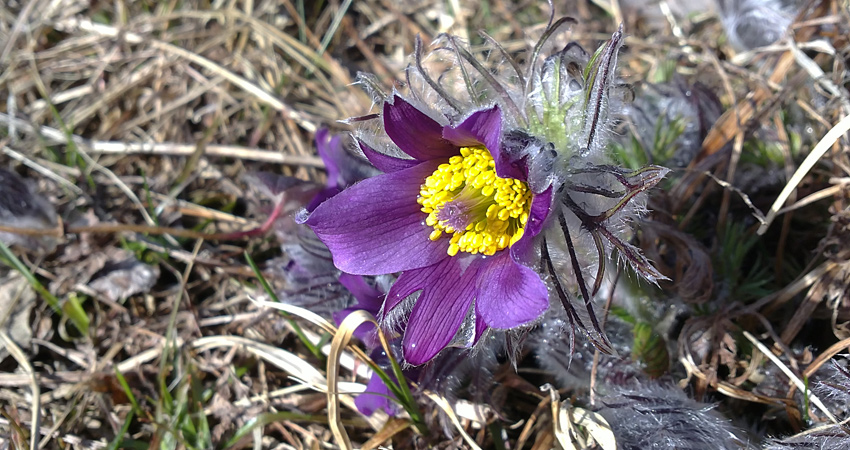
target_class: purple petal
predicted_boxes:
[442,106,501,153]
[383,262,437,315]
[334,274,384,345]
[442,106,524,181]
[493,131,535,180]
[476,251,548,329]
[402,257,481,365]
[338,273,384,316]
[510,187,553,264]
[384,95,458,161]
[524,187,553,239]
[315,129,343,189]
[359,141,419,173]
[332,306,375,344]
[474,314,488,344]
[305,161,450,275]
[355,372,397,416]
[305,186,341,212]
[492,149,529,181]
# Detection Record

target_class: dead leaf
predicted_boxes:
[556,400,617,450]
[0,270,35,361]
[88,256,159,303]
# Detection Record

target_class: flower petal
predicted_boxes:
[332,306,376,344]
[359,141,419,173]
[402,256,481,365]
[383,264,432,315]
[474,314,488,344]
[524,186,553,239]
[442,105,501,151]
[476,251,548,329]
[334,274,385,345]
[492,150,530,181]
[305,186,341,212]
[305,160,450,275]
[355,372,397,416]
[383,95,458,161]
[497,130,537,181]
[443,105,525,181]
[338,273,384,315]
[315,129,343,189]
[510,187,553,264]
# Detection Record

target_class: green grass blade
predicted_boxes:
[114,368,142,415]
[106,411,135,450]
[0,240,89,334]
[244,251,322,359]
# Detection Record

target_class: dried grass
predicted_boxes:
[0,0,849,448]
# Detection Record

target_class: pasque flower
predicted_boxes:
[305,97,551,365]
[305,21,668,364]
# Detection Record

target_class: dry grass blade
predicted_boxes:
[250,297,336,333]
[60,17,316,130]
[753,261,835,312]
[326,308,421,446]
[704,170,767,225]
[776,184,844,215]
[425,391,483,450]
[360,418,410,450]
[0,113,324,167]
[253,298,376,384]
[787,36,850,114]
[545,385,570,449]
[758,113,850,234]
[90,142,325,167]
[558,405,617,450]
[743,331,838,424]
[191,335,325,387]
[0,330,40,450]
[549,384,615,450]
[516,394,552,450]
[328,310,382,450]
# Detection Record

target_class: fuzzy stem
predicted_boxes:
[558,211,613,354]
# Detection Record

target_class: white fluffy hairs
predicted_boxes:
[717,0,802,50]
[597,383,749,450]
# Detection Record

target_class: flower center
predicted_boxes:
[417,146,531,257]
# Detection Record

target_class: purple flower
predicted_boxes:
[332,273,384,347]
[305,95,552,365]
[330,273,401,416]
[307,128,379,212]
[259,129,377,315]
[355,367,398,416]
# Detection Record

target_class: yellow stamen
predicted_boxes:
[418,146,532,256]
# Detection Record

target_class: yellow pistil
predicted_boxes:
[417,146,532,256]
